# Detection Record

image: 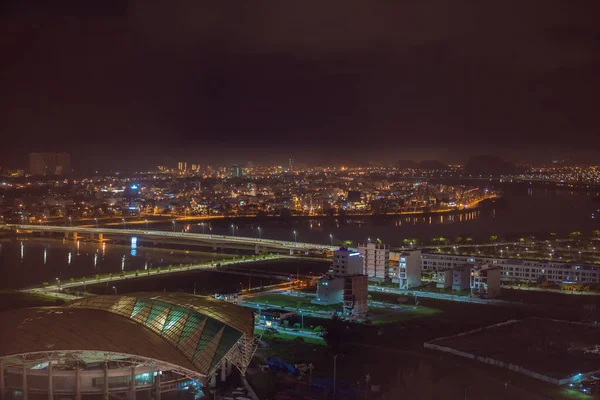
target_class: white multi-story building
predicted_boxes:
[398,250,422,289]
[421,253,600,284]
[358,242,390,279]
[315,249,368,315]
[332,249,363,277]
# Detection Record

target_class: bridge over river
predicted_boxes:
[2,224,342,255]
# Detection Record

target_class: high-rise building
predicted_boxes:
[289,158,294,171]
[398,249,422,289]
[358,242,390,279]
[177,161,187,171]
[29,153,70,176]
[228,165,245,178]
[191,164,200,172]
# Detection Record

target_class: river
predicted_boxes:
[1,184,598,290]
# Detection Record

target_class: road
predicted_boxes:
[21,255,289,299]
[4,223,341,253]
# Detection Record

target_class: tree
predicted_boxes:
[455,237,464,244]
[282,320,289,329]
[489,235,498,243]
[293,322,301,329]
[313,325,325,334]
[465,237,473,244]
[593,230,600,238]
[569,231,582,239]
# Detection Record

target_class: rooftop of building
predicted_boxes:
[0,293,255,378]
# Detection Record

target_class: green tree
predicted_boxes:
[489,235,498,243]
[593,230,600,237]
[455,237,464,244]
[569,231,582,239]
[282,320,289,329]
[313,325,325,334]
[293,322,301,329]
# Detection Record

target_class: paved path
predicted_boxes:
[22,255,288,299]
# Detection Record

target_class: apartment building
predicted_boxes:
[398,249,422,289]
[421,253,600,284]
[358,242,390,279]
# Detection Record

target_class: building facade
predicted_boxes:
[314,249,368,317]
[398,249,422,289]
[343,275,369,317]
[358,242,390,279]
[421,253,600,284]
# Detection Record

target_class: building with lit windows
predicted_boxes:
[0,293,257,400]
[177,162,187,172]
[227,166,244,178]
[314,249,368,316]
[358,242,389,280]
[398,249,422,289]
[471,265,502,298]
[421,254,600,284]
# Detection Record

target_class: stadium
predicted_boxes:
[0,293,257,400]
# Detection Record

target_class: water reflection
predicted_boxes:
[0,238,228,290]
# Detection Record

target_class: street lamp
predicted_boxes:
[145,220,148,229]
[258,226,262,238]
[122,219,126,229]
[112,286,117,295]
[300,310,304,329]
[329,234,333,246]
[172,220,176,232]
[199,222,205,234]
[293,230,297,242]
[95,218,98,228]
[68,216,72,226]
[231,224,236,237]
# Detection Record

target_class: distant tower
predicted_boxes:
[289,158,294,171]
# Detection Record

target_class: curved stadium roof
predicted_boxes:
[0,293,255,378]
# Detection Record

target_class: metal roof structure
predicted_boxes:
[0,293,256,380]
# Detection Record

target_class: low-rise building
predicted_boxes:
[258,308,297,327]
[214,290,242,305]
[471,265,501,298]
[452,266,472,291]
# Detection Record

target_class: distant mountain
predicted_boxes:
[397,160,447,170]
[464,155,516,177]
[417,160,447,170]
[396,160,418,169]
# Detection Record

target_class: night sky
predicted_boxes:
[1,1,599,169]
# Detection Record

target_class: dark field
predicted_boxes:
[430,318,600,379]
